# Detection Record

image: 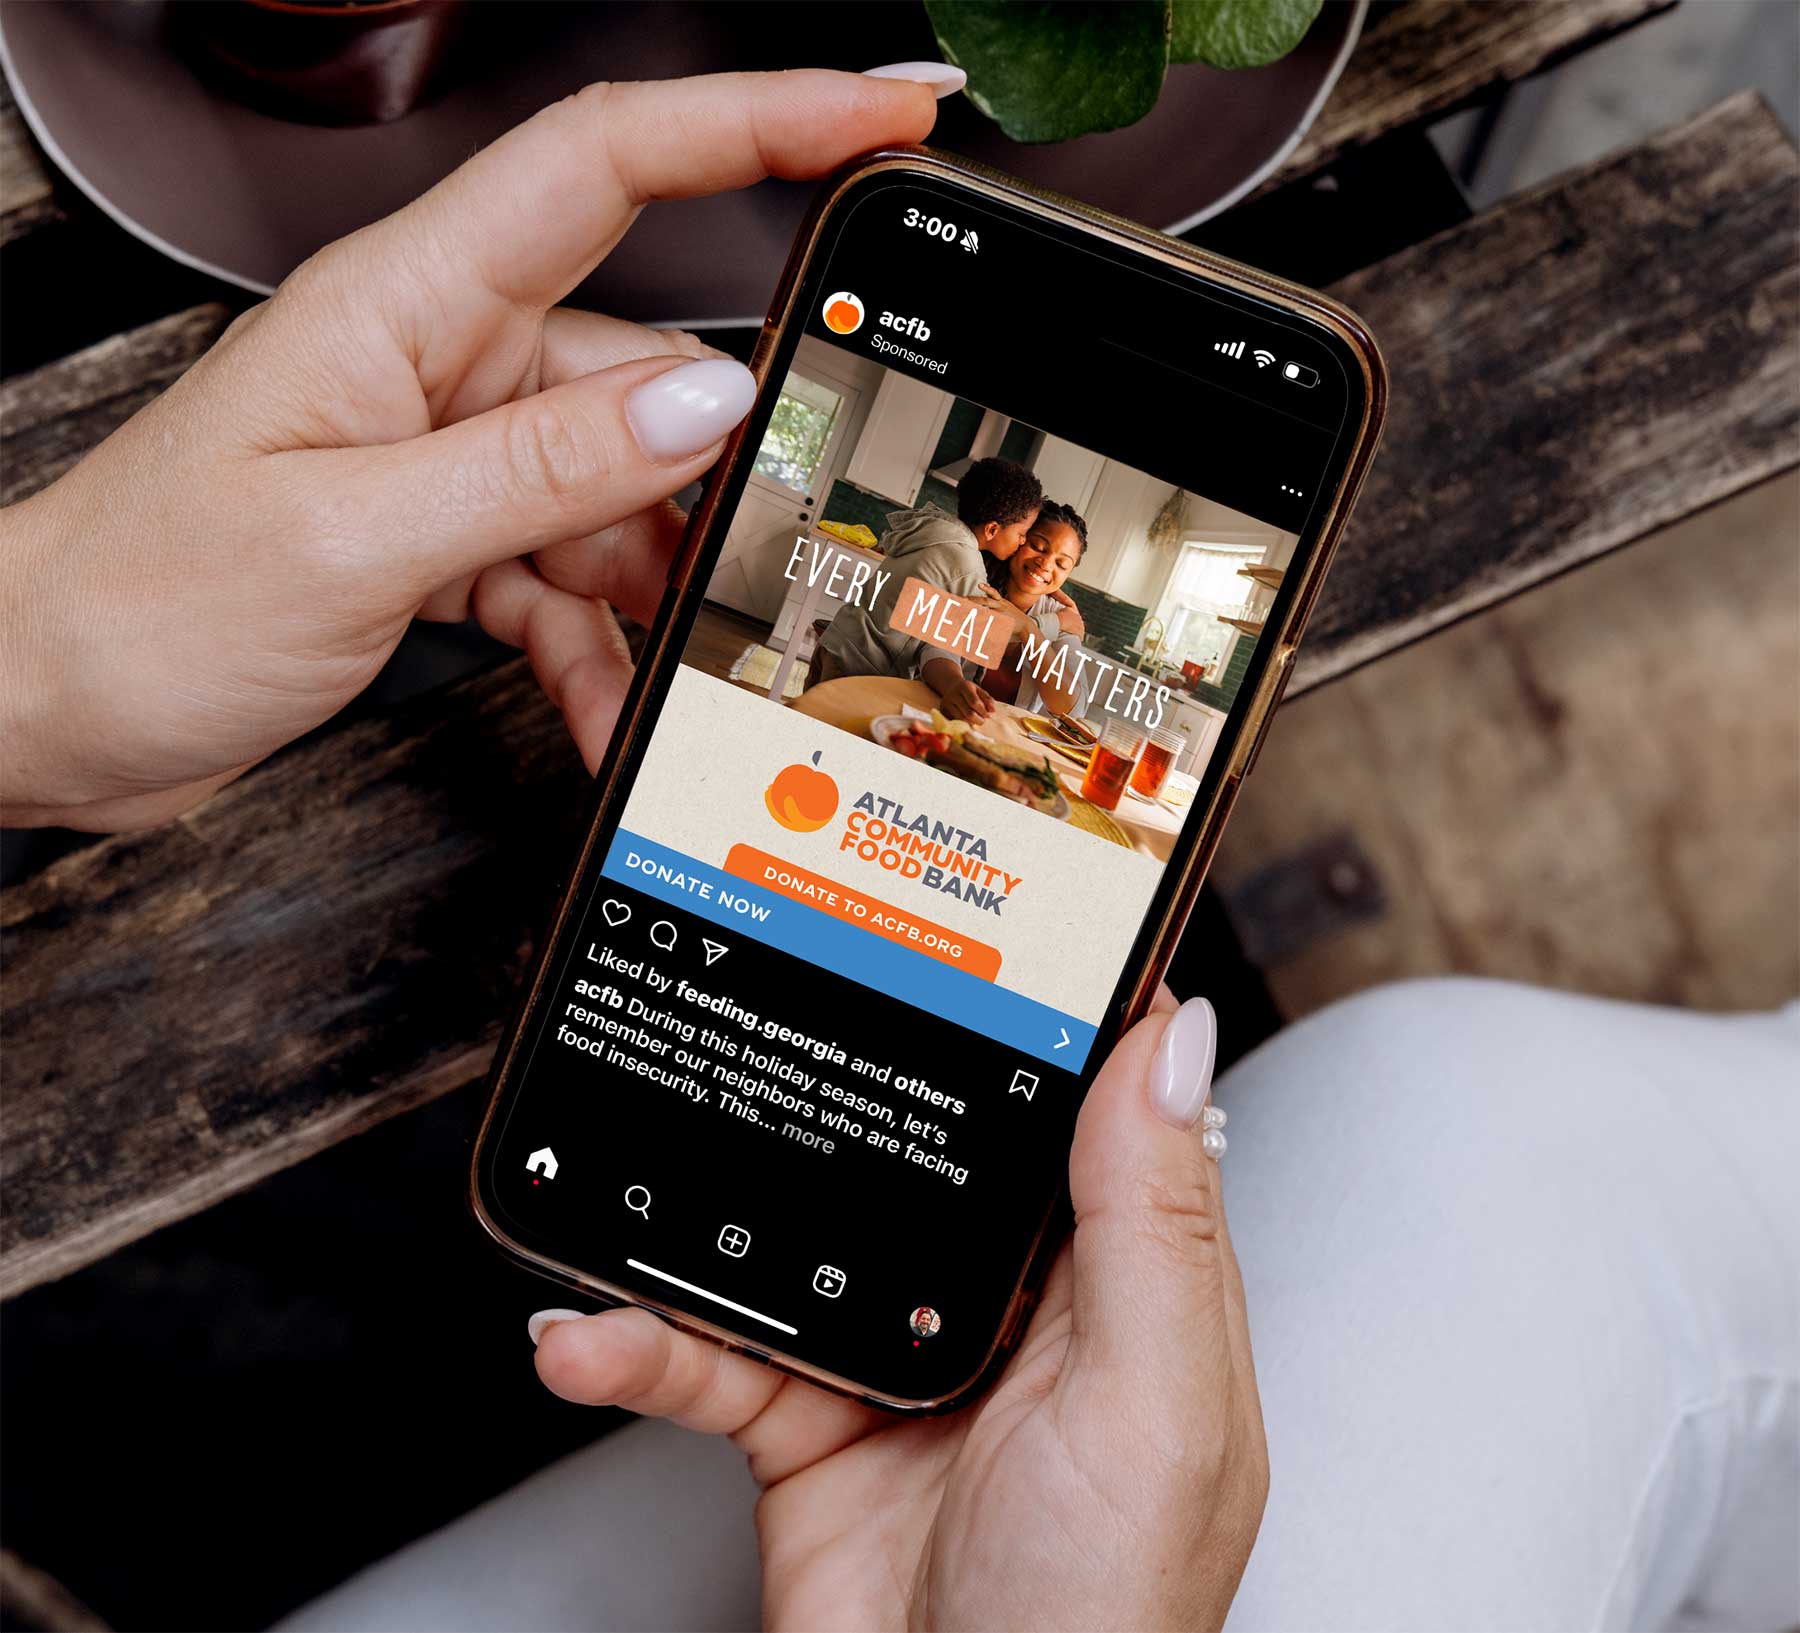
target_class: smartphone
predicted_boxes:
[471,148,1385,1412]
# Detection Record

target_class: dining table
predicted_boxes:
[787,674,1188,864]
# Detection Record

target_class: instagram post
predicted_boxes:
[604,333,1297,1067]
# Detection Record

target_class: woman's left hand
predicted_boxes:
[1052,589,1085,636]
[0,71,943,832]
[532,994,1268,1632]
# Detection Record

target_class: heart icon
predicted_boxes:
[601,899,631,928]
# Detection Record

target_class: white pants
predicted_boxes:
[285,981,1800,1632]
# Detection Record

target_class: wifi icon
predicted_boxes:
[1253,348,1276,369]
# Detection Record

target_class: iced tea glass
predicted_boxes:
[1079,718,1144,811]
[1129,725,1183,798]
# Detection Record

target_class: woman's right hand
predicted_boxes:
[529,995,1267,1632]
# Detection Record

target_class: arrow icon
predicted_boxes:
[526,1147,558,1180]
[1054,1028,1071,1050]
[702,938,728,967]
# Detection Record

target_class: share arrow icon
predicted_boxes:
[701,938,728,967]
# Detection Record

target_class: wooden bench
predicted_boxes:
[5,85,1794,1299]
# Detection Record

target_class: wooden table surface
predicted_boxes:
[788,676,1187,863]
[5,2,1796,1299]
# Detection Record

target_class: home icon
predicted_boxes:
[526,1147,559,1180]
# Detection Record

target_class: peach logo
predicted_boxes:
[822,290,864,335]
[765,751,838,833]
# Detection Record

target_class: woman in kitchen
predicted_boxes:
[923,499,1088,722]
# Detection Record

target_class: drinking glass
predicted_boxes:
[1129,725,1184,798]
[1079,718,1144,811]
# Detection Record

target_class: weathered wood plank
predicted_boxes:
[1265,0,1675,193]
[0,82,62,246]
[0,305,231,505]
[3,93,1796,1298]
[1296,90,1800,689]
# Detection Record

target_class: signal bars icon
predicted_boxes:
[1215,339,1280,369]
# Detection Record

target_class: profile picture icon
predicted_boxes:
[822,290,864,335]
[909,1306,942,1339]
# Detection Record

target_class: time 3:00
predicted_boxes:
[902,207,960,241]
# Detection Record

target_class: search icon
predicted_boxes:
[624,1185,652,1218]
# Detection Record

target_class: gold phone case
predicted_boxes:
[470,147,1387,1414]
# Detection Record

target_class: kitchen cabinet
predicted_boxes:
[842,371,952,504]
[1033,436,1105,516]
[1166,697,1227,778]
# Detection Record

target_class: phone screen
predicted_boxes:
[475,169,1371,1405]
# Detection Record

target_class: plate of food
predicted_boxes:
[872,712,1069,820]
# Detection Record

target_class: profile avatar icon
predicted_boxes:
[909,1306,942,1340]
[822,290,864,334]
[765,750,838,833]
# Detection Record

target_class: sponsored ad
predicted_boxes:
[482,181,1351,1397]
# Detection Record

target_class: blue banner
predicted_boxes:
[602,830,1096,1070]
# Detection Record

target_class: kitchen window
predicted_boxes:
[1154,536,1268,676]
[753,373,846,494]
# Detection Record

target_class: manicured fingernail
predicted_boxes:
[528,1308,584,1346]
[864,61,967,98]
[625,358,756,462]
[1149,998,1217,1130]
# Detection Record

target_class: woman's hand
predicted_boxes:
[0,70,947,832]
[937,676,998,725]
[531,995,1267,1632]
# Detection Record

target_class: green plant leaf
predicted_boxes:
[925,0,1171,144]
[1170,0,1323,68]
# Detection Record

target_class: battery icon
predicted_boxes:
[1282,362,1319,387]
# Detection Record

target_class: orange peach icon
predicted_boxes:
[765,752,838,833]
[821,290,864,334]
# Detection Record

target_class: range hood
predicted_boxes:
[927,455,976,487]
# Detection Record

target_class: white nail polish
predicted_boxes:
[625,358,756,463]
[1149,998,1218,1130]
[528,1308,584,1346]
[863,61,968,99]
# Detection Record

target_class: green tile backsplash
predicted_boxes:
[1187,631,1257,712]
[1063,581,1149,651]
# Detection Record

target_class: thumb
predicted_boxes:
[1063,996,1250,1412]
[328,354,755,595]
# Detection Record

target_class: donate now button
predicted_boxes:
[723,844,1002,981]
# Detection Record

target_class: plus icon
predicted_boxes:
[717,1224,751,1258]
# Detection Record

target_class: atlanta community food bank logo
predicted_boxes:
[765,751,839,833]
[822,290,864,334]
